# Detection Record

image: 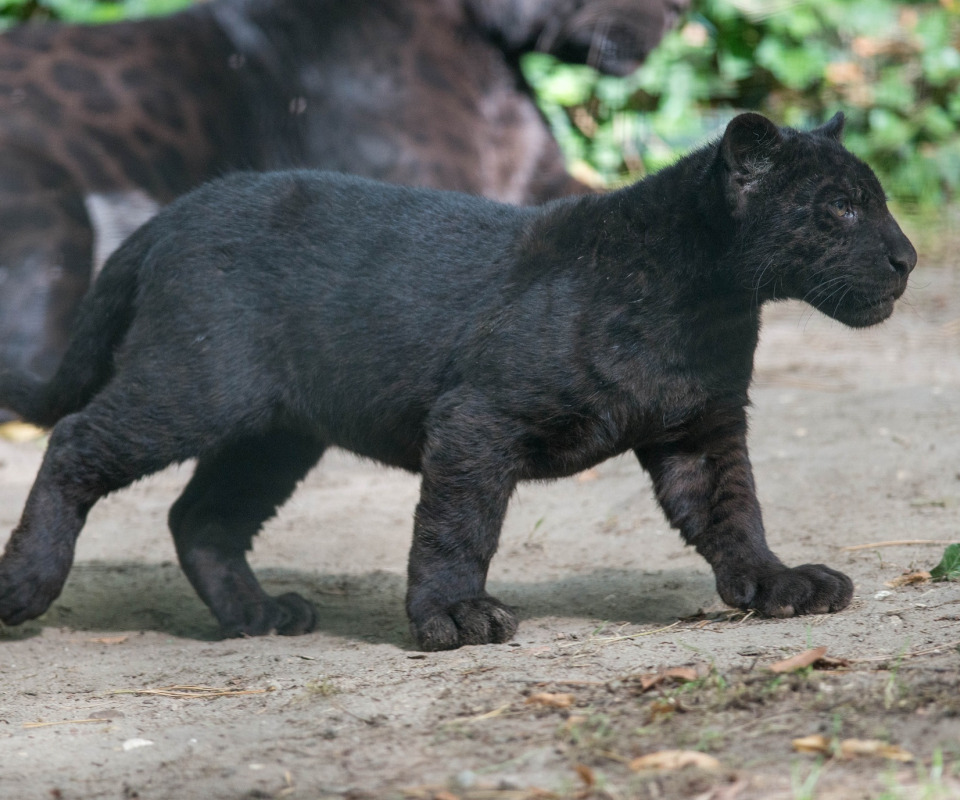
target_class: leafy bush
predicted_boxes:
[523,0,960,205]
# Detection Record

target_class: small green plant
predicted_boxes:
[559,710,617,760]
[930,543,960,581]
[878,748,960,800]
[694,726,725,752]
[883,643,911,709]
[790,757,825,800]
[304,677,339,697]
[524,516,547,549]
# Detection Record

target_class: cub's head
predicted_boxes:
[719,112,917,327]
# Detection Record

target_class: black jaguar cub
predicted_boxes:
[0,113,915,650]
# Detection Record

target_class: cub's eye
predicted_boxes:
[829,198,854,219]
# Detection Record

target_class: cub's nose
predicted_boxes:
[889,240,917,279]
[885,220,917,279]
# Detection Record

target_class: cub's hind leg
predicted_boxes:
[169,430,325,637]
[0,400,190,626]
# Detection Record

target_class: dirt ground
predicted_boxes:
[1,218,959,800]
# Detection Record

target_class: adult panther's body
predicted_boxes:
[0,0,686,384]
[0,113,916,650]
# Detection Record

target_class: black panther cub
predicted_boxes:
[0,112,916,650]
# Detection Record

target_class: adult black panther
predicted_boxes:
[0,0,686,387]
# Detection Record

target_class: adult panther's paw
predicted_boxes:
[717,563,853,618]
[410,594,518,651]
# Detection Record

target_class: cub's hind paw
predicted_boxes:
[0,552,70,626]
[410,594,518,651]
[719,563,853,618]
[219,592,317,638]
[0,581,58,626]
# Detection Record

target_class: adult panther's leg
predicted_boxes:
[169,430,325,637]
[0,148,93,394]
[406,397,519,651]
[636,403,853,617]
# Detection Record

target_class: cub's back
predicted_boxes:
[109,171,538,460]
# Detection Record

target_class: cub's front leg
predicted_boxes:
[405,400,520,651]
[636,405,853,617]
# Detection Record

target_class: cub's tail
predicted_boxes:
[0,230,145,428]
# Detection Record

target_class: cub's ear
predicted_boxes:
[721,113,782,217]
[814,111,845,141]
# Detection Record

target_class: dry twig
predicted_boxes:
[841,539,956,551]
[23,718,112,729]
[109,684,268,699]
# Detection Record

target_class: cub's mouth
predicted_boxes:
[823,290,899,328]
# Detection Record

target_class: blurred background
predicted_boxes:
[4,0,958,212]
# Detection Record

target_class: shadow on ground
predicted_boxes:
[0,561,717,647]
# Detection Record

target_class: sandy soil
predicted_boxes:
[1,223,959,799]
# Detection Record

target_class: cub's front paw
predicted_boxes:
[409,594,518,651]
[717,563,853,617]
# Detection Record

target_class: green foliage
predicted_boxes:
[523,0,960,205]
[930,543,960,581]
[0,0,191,27]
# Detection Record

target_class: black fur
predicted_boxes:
[0,113,917,650]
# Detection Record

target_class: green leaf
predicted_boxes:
[532,63,597,107]
[922,47,960,87]
[930,544,960,581]
[755,37,828,91]
[874,68,916,114]
[868,108,915,151]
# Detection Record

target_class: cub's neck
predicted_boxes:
[528,140,752,307]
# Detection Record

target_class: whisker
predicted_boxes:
[801,275,846,304]
[832,285,854,319]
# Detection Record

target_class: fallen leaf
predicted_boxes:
[839,739,914,762]
[648,697,681,722]
[88,635,129,645]
[0,421,45,442]
[792,734,833,755]
[886,570,931,588]
[525,692,574,709]
[769,646,828,673]
[575,763,594,787]
[629,750,720,771]
[634,666,700,692]
[563,715,587,732]
[813,654,851,669]
[792,734,913,762]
